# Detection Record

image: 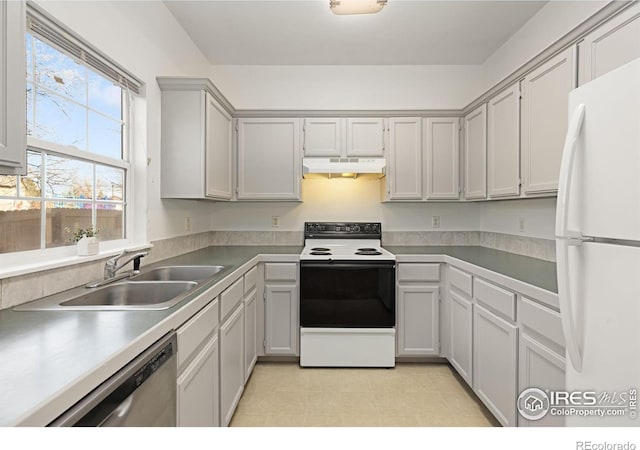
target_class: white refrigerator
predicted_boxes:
[556,57,640,426]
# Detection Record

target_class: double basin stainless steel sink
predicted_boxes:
[15,265,226,311]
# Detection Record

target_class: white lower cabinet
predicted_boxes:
[264,284,298,355]
[264,263,299,356]
[177,334,219,427]
[473,303,518,427]
[518,333,566,427]
[220,303,245,427]
[176,297,219,427]
[244,287,258,382]
[449,289,473,385]
[396,285,440,356]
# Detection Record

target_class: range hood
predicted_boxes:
[302,157,386,179]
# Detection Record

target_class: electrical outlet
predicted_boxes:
[272,216,280,228]
[184,216,192,232]
[519,217,526,232]
[432,216,440,228]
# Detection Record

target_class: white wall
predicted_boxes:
[34,0,216,242]
[212,178,480,231]
[479,0,607,94]
[479,198,557,240]
[209,65,482,110]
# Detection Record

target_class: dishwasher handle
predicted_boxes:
[49,332,177,427]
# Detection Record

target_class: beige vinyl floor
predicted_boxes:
[229,362,500,427]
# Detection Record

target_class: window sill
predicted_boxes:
[0,242,153,280]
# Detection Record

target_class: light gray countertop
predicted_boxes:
[385,246,558,293]
[0,246,301,426]
[0,244,555,426]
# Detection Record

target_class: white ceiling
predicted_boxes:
[164,0,547,65]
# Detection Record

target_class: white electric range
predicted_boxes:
[299,222,396,368]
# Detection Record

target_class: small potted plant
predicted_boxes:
[66,225,100,256]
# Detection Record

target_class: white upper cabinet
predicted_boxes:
[303,118,343,157]
[303,117,384,157]
[205,95,233,199]
[0,1,26,175]
[423,117,460,200]
[346,118,385,157]
[387,117,422,200]
[487,83,520,198]
[521,47,576,194]
[463,104,487,200]
[159,87,232,200]
[237,118,302,201]
[578,2,640,86]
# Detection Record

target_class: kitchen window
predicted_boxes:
[0,7,142,259]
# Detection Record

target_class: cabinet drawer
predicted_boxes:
[397,263,440,282]
[519,297,565,349]
[220,278,244,321]
[244,266,258,295]
[264,263,297,282]
[448,266,473,297]
[177,298,219,371]
[474,278,516,321]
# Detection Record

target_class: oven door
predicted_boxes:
[300,260,395,328]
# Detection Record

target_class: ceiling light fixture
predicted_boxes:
[330,0,388,15]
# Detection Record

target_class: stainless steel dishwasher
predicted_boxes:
[50,332,177,427]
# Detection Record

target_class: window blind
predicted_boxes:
[26,2,143,95]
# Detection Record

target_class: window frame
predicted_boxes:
[0,10,144,276]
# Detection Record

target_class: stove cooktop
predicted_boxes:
[300,240,395,261]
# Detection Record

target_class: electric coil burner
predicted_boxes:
[299,222,396,367]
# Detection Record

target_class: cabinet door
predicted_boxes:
[449,290,473,385]
[346,118,385,157]
[487,83,520,198]
[473,303,518,427]
[397,285,439,356]
[237,118,301,200]
[521,47,576,194]
[205,93,232,199]
[0,1,26,174]
[518,333,566,427]
[265,283,298,355]
[177,334,219,427]
[220,304,245,426]
[424,117,460,200]
[244,288,257,382]
[578,3,640,85]
[387,117,422,200]
[463,104,487,200]
[303,118,342,157]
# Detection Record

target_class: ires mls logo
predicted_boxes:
[517,388,638,421]
[517,388,550,420]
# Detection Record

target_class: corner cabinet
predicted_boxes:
[463,104,487,200]
[487,83,520,198]
[521,47,575,194]
[0,1,26,175]
[237,118,302,201]
[158,79,233,200]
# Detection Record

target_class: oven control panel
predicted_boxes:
[304,222,381,238]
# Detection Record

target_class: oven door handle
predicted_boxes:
[300,261,396,269]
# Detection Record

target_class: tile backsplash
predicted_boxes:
[0,229,555,310]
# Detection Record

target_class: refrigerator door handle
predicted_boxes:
[556,238,583,372]
[555,103,586,373]
[555,103,586,241]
